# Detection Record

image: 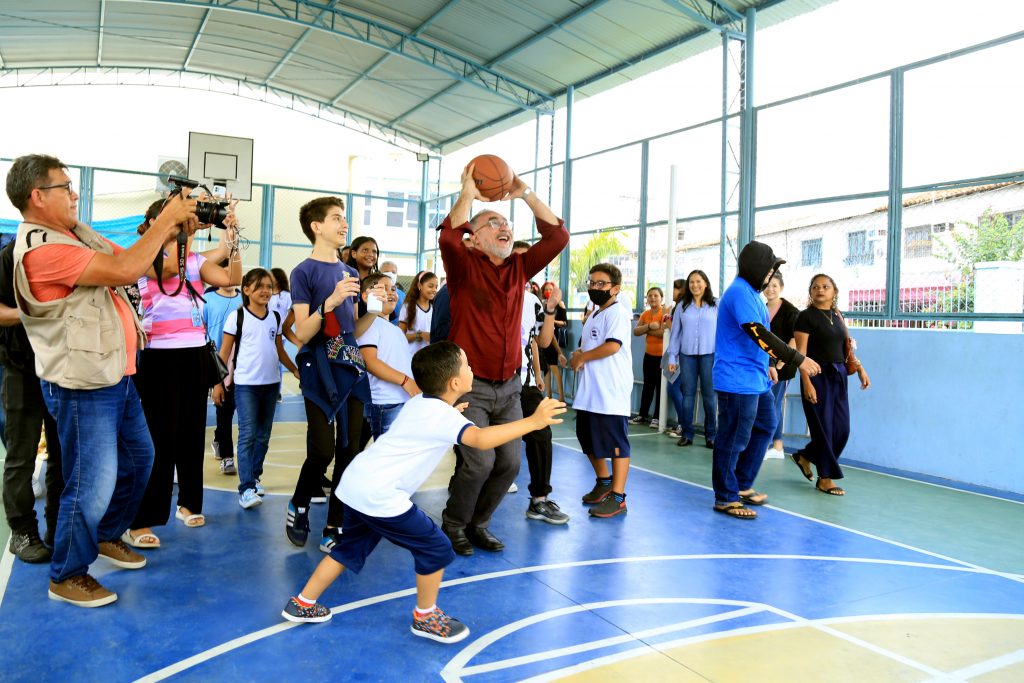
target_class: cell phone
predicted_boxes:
[366,292,383,314]
[212,180,227,199]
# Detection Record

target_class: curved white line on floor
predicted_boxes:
[0,546,14,610]
[134,553,1013,682]
[509,611,1024,683]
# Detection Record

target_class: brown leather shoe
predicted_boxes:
[98,539,147,569]
[48,574,117,608]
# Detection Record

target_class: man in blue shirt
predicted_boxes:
[712,241,821,519]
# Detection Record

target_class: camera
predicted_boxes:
[167,176,231,229]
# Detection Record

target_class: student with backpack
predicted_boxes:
[213,268,300,509]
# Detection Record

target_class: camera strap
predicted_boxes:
[153,230,188,297]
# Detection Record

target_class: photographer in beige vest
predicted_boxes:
[7,154,196,608]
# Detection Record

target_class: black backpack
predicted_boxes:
[231,306,281,367]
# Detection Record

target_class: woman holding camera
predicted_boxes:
[122,199,241,548]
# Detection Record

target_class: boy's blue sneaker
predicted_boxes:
[239,489,262,509]
[285,501,310,547]
[281,597,332,623]
[581,480,612,505]
[411,607,470,644]
[319,528,342,554]
[255,479,265,496]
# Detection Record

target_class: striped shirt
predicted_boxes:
[139,252,208,349]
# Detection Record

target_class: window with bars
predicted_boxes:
[903,225,933,258]
[845,230,874,266]
[801,238,822,268]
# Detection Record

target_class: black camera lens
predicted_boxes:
[195,200,230,229]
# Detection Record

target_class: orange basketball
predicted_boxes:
[470,154,514,202]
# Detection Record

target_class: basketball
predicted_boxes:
[470,154,514,201]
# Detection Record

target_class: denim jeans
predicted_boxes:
[234,383,280,494]
[364,401,404,441]
[672,353,717,441]
[711,389,777,504]
[41,376,154,582]
[770,379,788,442]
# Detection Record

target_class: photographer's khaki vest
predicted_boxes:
[13,221,146,390]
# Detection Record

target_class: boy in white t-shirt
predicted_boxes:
[356,273,421,439]
[570,263,633,518]
[281,341,566,643]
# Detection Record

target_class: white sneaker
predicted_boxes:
[649,419,660,430]
[764,447,784,460]
[508,482,518,493]
[239,488,262,509]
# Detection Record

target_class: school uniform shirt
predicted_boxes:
[573,300,633,417]
[519,291,544,386]
[397,302,433,355]
[269,290,292,322]
[356,315,413,405]
[337,394,472,518]
[223,307,283,386]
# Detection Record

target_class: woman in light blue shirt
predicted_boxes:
[666,270,718,448]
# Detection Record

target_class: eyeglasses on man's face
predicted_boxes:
[36,181,74,196]
[478,217,510,232]
[586,279,613,289]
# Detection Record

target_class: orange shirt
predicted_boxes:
[23,240,139,375]
[638,306,671,356]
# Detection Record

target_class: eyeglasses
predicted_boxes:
[36,181,74,195]
[478,217,510,231]
[586,279,613,289]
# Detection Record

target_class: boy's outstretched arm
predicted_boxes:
[461,398,566,451]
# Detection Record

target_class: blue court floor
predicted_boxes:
[2,408,1023,682]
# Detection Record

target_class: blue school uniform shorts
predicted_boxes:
[330,503,455,575]
[575,410,631,459]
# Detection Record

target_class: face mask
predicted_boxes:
[543,291,551,299]
[384,272,398,284]
[588,289,612,307]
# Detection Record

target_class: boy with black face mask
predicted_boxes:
[711,241,822,519]
[570,263,633,518]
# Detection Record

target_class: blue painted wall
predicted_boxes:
[570,322,1024,494]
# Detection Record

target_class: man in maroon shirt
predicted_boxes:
[439,163,568,555]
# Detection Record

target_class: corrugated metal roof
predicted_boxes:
[0,0,832,152]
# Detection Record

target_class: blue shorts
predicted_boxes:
[330,503,455,575]
[575,411,631,459]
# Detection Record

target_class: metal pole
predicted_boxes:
[719,31,729,294]
[636,140,649,312]
[885,69,904,320]
[658,164,679,433]
[79,166,94,226]
[259,184,274,269]
[559,85,573,298]
[738,7,756,246]
[418,155,429,272]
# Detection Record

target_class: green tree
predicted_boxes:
[932,208,1024,321]
[549,231,628,292]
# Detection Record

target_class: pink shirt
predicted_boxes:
[139,252,208,349]
[22,240,139,375]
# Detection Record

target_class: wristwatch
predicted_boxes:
[522,187,533,198]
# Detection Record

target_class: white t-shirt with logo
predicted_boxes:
[356,316,413,406]
[573,300,633,416]
[223,307,283,386]
[338,395,472,517]
[397,303,433,355]
[519,291,543,386]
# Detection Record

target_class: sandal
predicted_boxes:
[815,478,845,496]
[713,502,757,519]
[791,453,813,481]
[175,506,206,527]
[739,490,768,506]
[121,529,160,548]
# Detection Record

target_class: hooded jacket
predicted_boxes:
[713,241,805,393]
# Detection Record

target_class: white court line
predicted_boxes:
[550,439,1024,584]
[447,600,761,678]
[134,554,1015,681]
[0,547,14,610]
[512,610,1024,683]
[938,647,1024,680]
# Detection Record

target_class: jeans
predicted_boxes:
[41,376,154,582]
[234,383,280,494]
[2,364,63,538]
[770,379,788,443]
[365,401,404,441]
[711,389,777,504]
[672,353,717,441]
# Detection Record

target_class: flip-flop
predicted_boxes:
[175,507,206,527]
[712,502,757,519]
[815,479,845,496]
[739,490,768,506]
[121,529,160,548]
[791,453,813,481]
